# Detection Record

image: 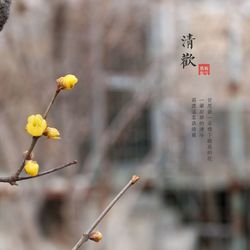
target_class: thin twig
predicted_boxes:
[43,89,61,119]
[16,160,77,181]
[0,160,77,183]
[71,175,140,250]
[13,137,39,179]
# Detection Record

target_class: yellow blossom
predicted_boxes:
[24,160,39,176]
[43,127,61,139]
[26,114,47,137]
[56,74,78,90]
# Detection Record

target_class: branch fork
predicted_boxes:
[0,87,77,185]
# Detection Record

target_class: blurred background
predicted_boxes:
[0,0,250,249]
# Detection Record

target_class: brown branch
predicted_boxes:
[43,88,61,119]
[16,160,77,181]
[0,160,77,184]
[13,136,39,179]
[9,88,61,184]
[71,175,140,250]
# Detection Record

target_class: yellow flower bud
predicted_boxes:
[89,231,103,242]
[56,74,78,90]
[24,160,39,176]
[43,127,61,139]
[26,114,47,137]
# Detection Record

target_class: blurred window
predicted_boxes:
[107,90,151,163]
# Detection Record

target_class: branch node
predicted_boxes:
[9,181,18,186]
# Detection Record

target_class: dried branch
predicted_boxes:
[71,175,140,250]
[43,88,61,119]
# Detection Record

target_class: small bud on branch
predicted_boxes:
[89,231,103,242]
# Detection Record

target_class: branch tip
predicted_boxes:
[131,175,140,185]
[72,176,139,249]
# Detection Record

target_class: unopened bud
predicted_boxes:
[89,231,103,242]
[56,74,78,90]
[24,160,39,176]
[43,127,61,140]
